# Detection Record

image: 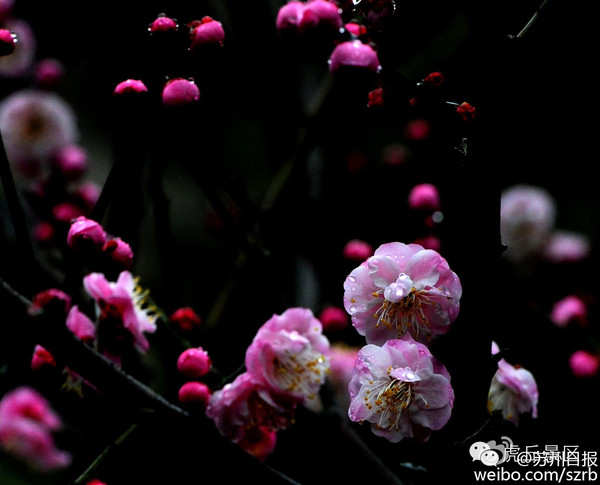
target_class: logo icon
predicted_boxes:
[469,436,514,467]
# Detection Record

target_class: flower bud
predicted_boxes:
[177,347,212,378]
[161,78,200,106]
[318,305,349,331]
[276,1,305,32]
[569,350,600,378]
[169,307,202,332]
[342,239,373,261]
[52,202,84,223]
[113,79,148,97]
[299,0,343,32]
[66,305,96,343]
[178,381,211,408]
[148,13,178,34]
[189,17,224,51]
[53,144,88,180]
[0,28,16,56]
[456,101,477,121]
[31,345,57,371]
[34,58,65,88]
[66,216,107,252]
[328,40,381,75]
[407,183,441,211]
[103,237,134,270]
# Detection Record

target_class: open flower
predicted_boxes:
[206,372,295,460]
[245,307,330,406]
[83,271,157,353]
[344,242,461,345]
[348,337,454,443]
[0,387,71,471]
[488,342,538,426]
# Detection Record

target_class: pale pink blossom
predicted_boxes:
[0,89,78,170]
[500,184,556,262]
[344,242,461,345]
[83,271,157,353]
[488,341,538,426]
[569,350,600,378]
[348,337,454,443]
[0,387,71,471]
[205,372,295,458]
[245,308,330,405]
[543,230,591,263]
[550,295,587,328]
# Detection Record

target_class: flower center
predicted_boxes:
[370,378,414,431]
[273,348,329,400]
[374,286,432,339]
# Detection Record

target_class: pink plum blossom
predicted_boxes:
[569,350,600,378]
[488,341,538,426]
[245,308,330,406]
[342,239,373,261]
[83,271,157,353]
[67,216,107,252]
[407,183,441,211]
[318,305,349,331]
[205,372,296,459]
[34,58,65,88]
[328,40,381,75]
[276,1,305,32]
[550,295,587,328]
[299,0,343,32]
[0,387,71,471]
[178,381,211,408]
[113,79,149,96]
[500,184,556,262]
[0,18,36,78]
[102,237,134,270]
[0,89,78,171]
[66,305,97,343]
[0,28,16,56]
[31,345,57,371]
[177,347,212,378]
[348,337,454,443]
[343,242,462,345]
[161,78,201,106]
[53,144,88,180]
[189,17,225,50]
[327,344,359,409]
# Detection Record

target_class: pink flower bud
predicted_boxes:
[27,288,72,317]
[73,181,101,211]
[344,22,368,38]
[149,13,178,34]
[33,221,55,245]
[413,234,441,251]
[31,345,56,371]
[276,1,305,32]
[423,71,445,86]
[52,202,84,222]
[53,144,88,180]
[169,307,202,332]
[299,0,343,32]
[34,58,65,88]
[67,216,107,252]
[342,239,373,261]
[103,237,134,269]
[408,183,441,211]
[177,347,212,378]
[550,295,587,328]
[66,305,96,343]
[86,480,107,485]
[318,305,349,331]
[178,381,211,408]
[113,79,148,96]
[569,350,600,378]
[404,118,431,141]
[328,40,381,75]
[189,17,224,50]
[161,78,200,106]
[0,28,16,56]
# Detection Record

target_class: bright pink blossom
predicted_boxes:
[299,0,343,32]
[550,295,587,328]
[66,305,97,343]
[178,381,211,407]
[67,216,107,252]
[169,307,202,332]
[103,237,134,270]
[344,242,461,345]
[34,58,65,88]
[113,79,148,96]
[348,337,454,443]
[328,40,381,75]
[0,387,71,471]
[342,239,373,261]
[276,1,305,32]
[177,347,212,378]
[569,350,600,378]
[27,288,72,317]
[245,308,330,405]
[53,144,88,180]
[83,271,157,353]
[206,372,296,458]
[318,305,349,332]
[0,28,16,56]
[31,345,56,371]
[189,17,225,50]
[488,342,538,426]
[161,78,200,106]
[149,14,178,34]
[407,183,441,211]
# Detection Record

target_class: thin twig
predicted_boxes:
[508,0,551,39]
